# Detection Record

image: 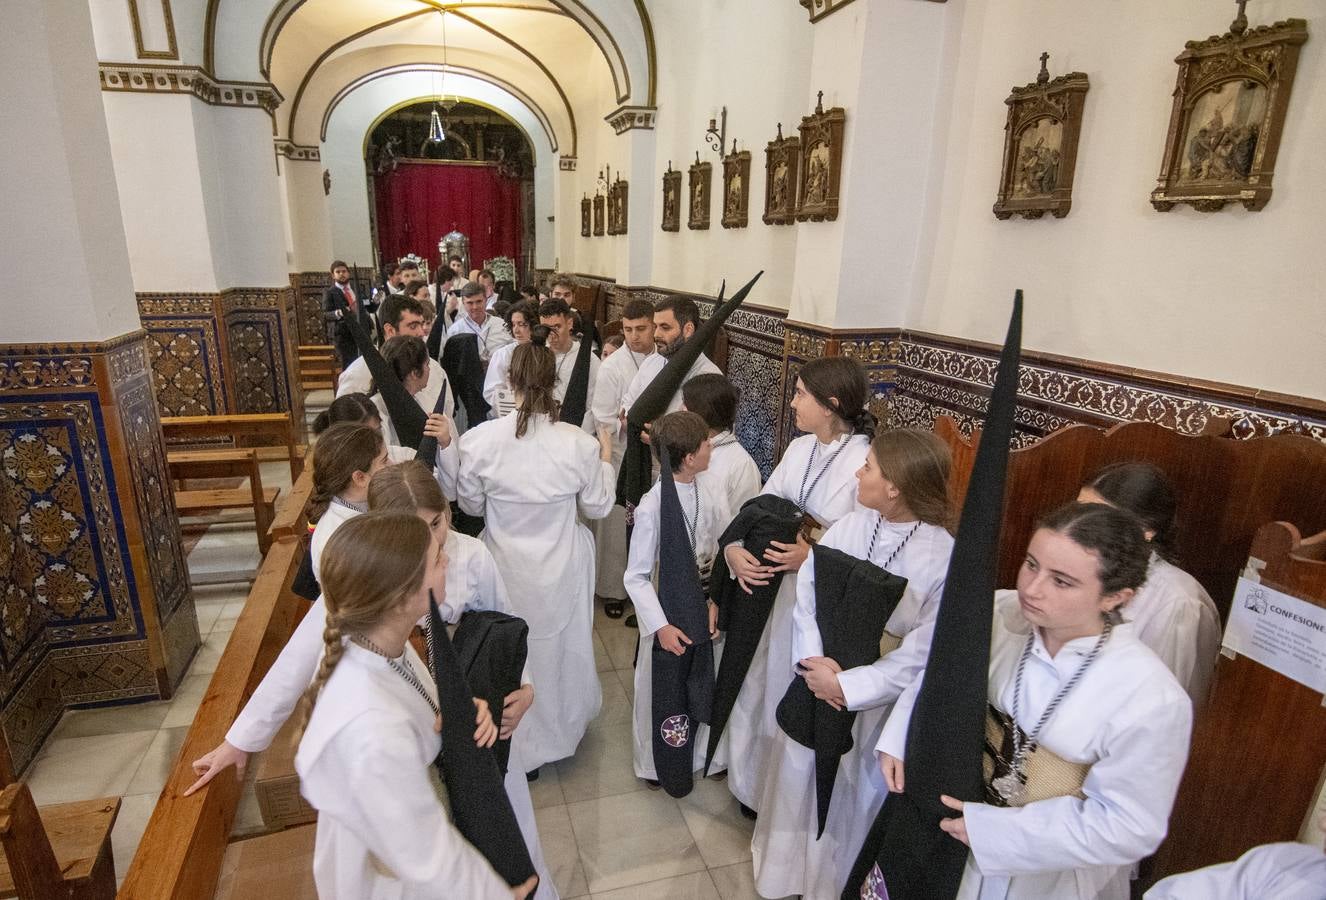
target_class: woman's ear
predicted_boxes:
[1100,587,1135,614]
[351,468,373,489]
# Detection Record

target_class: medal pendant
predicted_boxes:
[992,771,1025,804]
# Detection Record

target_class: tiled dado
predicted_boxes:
[136,287,302,422]
[291,267,376,349]
[0,332,197,775]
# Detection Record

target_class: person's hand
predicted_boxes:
[656,624,692,656]
[724,544,773,595]
[707,600,719,638]
[798,656,845,709]
[596,425,614,462]
[473,697,497,748]
[184,741,250,796]
[879,752,905,793]
[640,421,652,446]
[511,874,539,899]
[939,795,969,846]
[500,684,535,739]
[764,534,811,573]
[423,413,452,449]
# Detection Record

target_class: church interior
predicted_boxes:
[2,0,1325,897]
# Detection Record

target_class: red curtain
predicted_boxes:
[374,162,523,274]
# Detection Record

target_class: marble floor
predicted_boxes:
[18,440,777,897]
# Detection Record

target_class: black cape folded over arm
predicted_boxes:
[451,610,530,776]
[426,593,537,889]
[702,493,803,776]
[441,333,491,429]
[774,545,908,838]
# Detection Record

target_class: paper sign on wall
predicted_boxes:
[1224,577,1326,695]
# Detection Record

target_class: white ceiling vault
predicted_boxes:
[204,0,656,153]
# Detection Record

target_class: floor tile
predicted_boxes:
[677,776,755,868]
[567,789,706,893]
[597,619,640,672]
[593,631,612,672]
[588,668,633,732]
[126,726,191,795]
[162,672,213,728]
[189,627,231,676]
[555,720,642,803]
[707,862,763,899]
[534,803,589,898]
[615,668,635,702]
[24,729,157,805]
[48,700,170,741]
[590,870,719,899]
[528,759,565,809]
[111,791,158,884]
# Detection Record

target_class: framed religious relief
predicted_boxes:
[721,141,751,229]
[580,196,591,237]
[688,153,712,230]
[993,54,1089,220]
[592,193,605,236]
[796,91,845,222]
[607,178,629,235]
[1151,9,1308,212]
[661,163,681,232]
[763,124,800,225]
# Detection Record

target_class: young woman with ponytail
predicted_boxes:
[454,329,616,776]
[308,422,388,582]
[290,513,535,899]
[720,354,878,816]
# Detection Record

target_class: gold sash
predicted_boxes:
[982,704,1089,807]
[877,630,903,657]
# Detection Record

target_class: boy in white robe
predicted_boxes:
[1145,835,1326,900]
[538,297,601,434]
[447,283,514,361]
[681,372,762,513]
[624,412,731,787]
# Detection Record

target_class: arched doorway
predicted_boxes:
[366,100,535,284]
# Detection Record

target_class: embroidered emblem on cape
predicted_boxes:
[660,714,690,748]
[860,864,890,899]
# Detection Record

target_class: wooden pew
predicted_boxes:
[297,345,339,392]
[116,532,308,900]
[168,449,278,555]
[268,466,316,542]
[161,414,305,482]
[0,783,119,899]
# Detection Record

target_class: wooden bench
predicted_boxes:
[297,345,339,392]
[168,449,279,555]
[161,414,305,482]
[0,782,120,899]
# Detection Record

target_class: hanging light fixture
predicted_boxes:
[428,10,448,143]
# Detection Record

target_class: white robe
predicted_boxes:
[723,432,870,810]
[309,500,359,584]
[752,511,954,900]
[877,591,1193,900]
[700,430,763,513]
[226,530,555,899]
[588,346,652,601]
[446,313,513,361]
[295,643,510,900]
[337,355,454,420]
[1144,842,1326,900]
[1124,554,1221,705]
[481,340,519,412]
[457,413,615,768]
[624,475,732,780]
[620,351,722,415]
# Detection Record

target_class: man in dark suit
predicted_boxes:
[323,259,360,368]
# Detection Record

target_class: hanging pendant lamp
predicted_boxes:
[429,105,446,143]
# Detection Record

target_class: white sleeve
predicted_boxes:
[481,350,507,408]
[624,492,667,637]
[591,361,622,430]
[731,455,764,509]
[455,438,486,517]
[790,551,823,667]
[434,415,460,500]
[839,599,941,711]
[621,365,647,417]
[334,359,371,398]
[964,693,1193,876]
[576,446,616,521]
[760,449,795,502]
[320,716,511,899]
[875,671,924,761]
[225,598,328,752]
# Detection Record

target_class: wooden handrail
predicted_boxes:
[117,534,305,900]
[269,466,315,541]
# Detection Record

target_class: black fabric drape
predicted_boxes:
[559,321,597,428]
[413,382,452,469]
[441,333,491,429]
[328,291,427,449]
[774,545,908,838]
[426,594,536,889]
[702,494,803,776]
[844,293,1023,900]
[451,610,529,775]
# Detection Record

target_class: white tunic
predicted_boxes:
[753,511,954,900]
[338,356,454,420]
[481,340,519,411]
[447,313,513,361]
[457,413,615,767]
[1144,842,1326,900]
[588,345,651,601]
[700,430,762,514]
[1124,554,1221,705]
[295,643,510,900]
[309,500,359,584]
[620,351,722,416]
[877,591,1193,900]
[624,475,732,780]
[227,530,555,899]
[723,432,870,810]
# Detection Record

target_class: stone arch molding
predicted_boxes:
[206,0,655,108]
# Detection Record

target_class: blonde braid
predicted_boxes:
[292,613,345,745]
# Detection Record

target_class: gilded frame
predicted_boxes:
[993,58,1090,220]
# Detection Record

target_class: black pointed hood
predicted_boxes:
[559,319,597,427]
[329,291,428,448]
[412,384,451,469]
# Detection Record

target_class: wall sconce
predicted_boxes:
[705,107,727,158]
[597,164,612,194]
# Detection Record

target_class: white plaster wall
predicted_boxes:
[319,70,556,268]
[915,0,1326,399]
[282,159,333,272]
[4,0,139,342]
[560,71,630,279]
[88,0,208,64]
[87,0,138,60]
[201,105,290,287]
